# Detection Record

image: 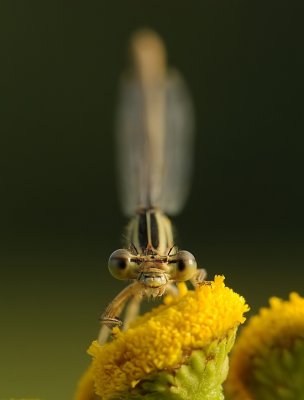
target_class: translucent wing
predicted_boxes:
[116,68,195,217]
[161,70,195,215]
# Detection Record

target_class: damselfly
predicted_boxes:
[100,29,206,339]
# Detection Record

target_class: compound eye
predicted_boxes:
[108,249,132,280]
[170,250,197,281]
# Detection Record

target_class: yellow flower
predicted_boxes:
[225,292,304,400]
[74,365,100,400]
[76,276,248,400]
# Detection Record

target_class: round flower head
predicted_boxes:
[76,276,249,400]
[225,292,304,400]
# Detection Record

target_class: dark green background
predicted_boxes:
[1,1,303,399]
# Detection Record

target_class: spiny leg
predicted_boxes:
[112,282,180,333]
[98,324,112,345]
[98,282,179,344]
[100,281,143,326]
[98,281,143,344]
[123,294,142,330]
[165,282,179,296]
[190,268,207,287]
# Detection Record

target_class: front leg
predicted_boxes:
[98,281,143,344]
[190,268,207,287]
[123,293,142,330]
[100,281,142,328]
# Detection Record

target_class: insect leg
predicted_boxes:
[190,268,207,287]
[165,282,179,296]
[100,281,142,327]
[123,294,142,330]
[98,282,144,344]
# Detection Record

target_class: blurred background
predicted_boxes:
[0,1,303,399]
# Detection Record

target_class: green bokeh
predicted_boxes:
[0,1,303,399]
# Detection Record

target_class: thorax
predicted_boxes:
[127,208,174,256]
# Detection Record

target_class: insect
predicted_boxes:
[99,29,206,340]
